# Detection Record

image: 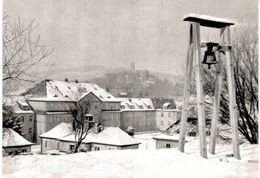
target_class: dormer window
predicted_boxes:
[130,105,135,109]
[54,94,58,97]
[147,105,152,109]
[120,105,125,109]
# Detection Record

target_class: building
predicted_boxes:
[23,79,158,144]
[3,128,34,156]
[40,122,140,153]
[118,98,156,132]
[156,108,181,132]
[25,79,121,143]
[3,96,35,142]
[153,134,193,149]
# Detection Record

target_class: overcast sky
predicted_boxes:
[4,0,258,75]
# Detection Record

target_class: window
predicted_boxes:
[161,112,164,117]
[29,128,32,133]
[160,121,164,126]
[70,145,75,151]
[45,141,48,148]
[166,144,171,148]
[22,149,27,153]
[29,115,33,122]
[94,147,100,151]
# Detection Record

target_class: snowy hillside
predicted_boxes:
[3,135,258,178]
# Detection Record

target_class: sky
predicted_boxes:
[3,0,258,75]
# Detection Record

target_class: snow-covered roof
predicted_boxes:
[3,95,33,114]
[183,13,235,28]
[42,123,140,146]
[27,79,119,102]
[39,122,73,139]
[60,127,140,146]
[118,98,154,111]
[3,128,34,147]
[153,134,194,142]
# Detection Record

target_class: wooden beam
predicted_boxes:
[223,26,241,160]
[209,28,225,154]
[193,22,207,158]
[179,24,194,152]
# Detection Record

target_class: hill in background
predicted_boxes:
[90,68,184,99]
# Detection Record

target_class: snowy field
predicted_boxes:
[3,133,258,178]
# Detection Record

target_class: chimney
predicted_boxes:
[65,78,69,82]
[75,79,79,83]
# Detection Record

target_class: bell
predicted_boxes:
[202,42,218,69]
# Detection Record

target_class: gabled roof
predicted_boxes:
[118,98,154,111]
[26,79,119,102]
[3,128,33,147]
[42,122,140,146]
[39,122,73,139]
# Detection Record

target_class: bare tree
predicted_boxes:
[3,15,53,94]
[203,24,258,144]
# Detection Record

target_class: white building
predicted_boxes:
[40,122,141,153]
[3,128,34,156]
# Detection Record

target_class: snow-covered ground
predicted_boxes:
[3,133,258,178]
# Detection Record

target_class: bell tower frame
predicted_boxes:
[178,14,241,160]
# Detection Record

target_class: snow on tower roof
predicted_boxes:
[3,128,34,147]
[183,13,235,28]
[39,122,73,139]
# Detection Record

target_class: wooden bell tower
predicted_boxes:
[178,14,241,160]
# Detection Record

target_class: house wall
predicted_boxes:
[91,143,119,151]
[45,114,73,131]
[3,146,31,156]
[101,111,121,127]
[36,113,73,143]
[16,113,34,142]
[59,141,90,153]
[156,110,181,131]
[41,138,60,153]
[36,115,46,143]
[79,93,102,122]
[46,101,76,112]
[120,110,156,132]
[121,144,139,150]
[154,139,179,149]
[101,102,120,111]
[28,101,47,112]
